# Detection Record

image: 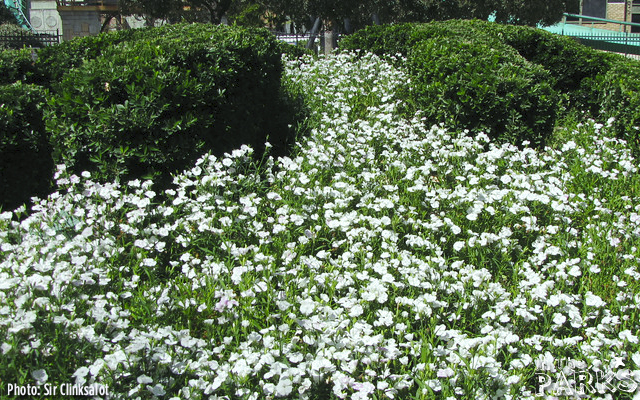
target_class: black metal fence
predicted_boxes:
[0,30,61,49]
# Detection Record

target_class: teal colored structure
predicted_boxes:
[3,0,31,29]
[542,13,640,56]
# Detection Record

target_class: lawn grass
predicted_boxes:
[0,52,639,399]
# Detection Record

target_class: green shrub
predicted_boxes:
[339,23,420,60]
[341,20,625,121]
[30,27,151,86]
[278,41,315,59]
[410,37,559,147]
[0,82,52,211]
[485,24,618,114]
[599,60,640,159]
[339,20,504,61]
[46,24,289,188]
[0,47,37,84]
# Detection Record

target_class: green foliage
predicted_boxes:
[278,41,315,59]
[0,82,52,211]
[599,59,640,160]
[46,24,290,188]
[0,47,36,84]
[485,23,618,114]
[32,28,144,86]
[339,23,421,60]
[341,21,561,147]
[0,3,18,25]
[410,37,558,147]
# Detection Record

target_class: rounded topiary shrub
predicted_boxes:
[599,60,640,160]
[46,24,287,188]
[409,37,559,147]
[0,82,52,211]
[32,27,142,86]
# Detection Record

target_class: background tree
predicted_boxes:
[0,2,20,25]
[118,0,184,25]
[116,0,578,31]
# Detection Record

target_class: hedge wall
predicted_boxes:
[340,19,640,153]
[45,24,288,187]
[0,82,52,211]
[0,23,306,211]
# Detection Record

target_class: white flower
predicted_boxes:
[374,309,394,327]
[149,384,166,396]
[300,298,315,315]
[620,330,639,344]
[32,369,48,385]
[275,377,293,397]
[552,313,566,326]
[349,304,364,317]
[585,292,605,308]
[137,375,153,384]
[453,241,465,252]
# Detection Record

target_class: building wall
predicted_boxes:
[605,2,627,31]
[577,0,634,32]
[58,9,101,40]
[29,0,62,34]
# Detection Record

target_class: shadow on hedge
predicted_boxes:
[0,24,313,213]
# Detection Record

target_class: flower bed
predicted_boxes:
[1,52,639,399]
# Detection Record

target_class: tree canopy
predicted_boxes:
[116,0,579,30]
[118,0,235,24]
[0,2,20,26]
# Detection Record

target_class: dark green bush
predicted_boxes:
[339,23,421,60]
[341,20,627,120]
[0,47,37,84]
[484,24,619,114]
[599,60,640,159]
[0,82,52,211]
[32,28,143,86]
[339,20,505,61]
[342,22,560,147]
[46,23,289,187]
[410,37,559,147]
[278,41,315,59]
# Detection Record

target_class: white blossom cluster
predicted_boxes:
[1,52,639,399]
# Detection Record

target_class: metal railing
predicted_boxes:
[55,0,118,8]
[0,30,61,48]
[551,13,640,56]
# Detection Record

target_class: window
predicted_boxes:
[583,0,607,18]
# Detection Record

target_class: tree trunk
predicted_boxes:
[306,16,321,51]
[344,17,352,34]
[323,19,338,55]
[372,13,381,25]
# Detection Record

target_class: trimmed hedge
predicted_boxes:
[410,37,558,147]
[46,24,289,187]
[0,82,52,211]
[339,20,640,150]
[341,21,560,147]
[31,28,143,86]
[600,60,640,159]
